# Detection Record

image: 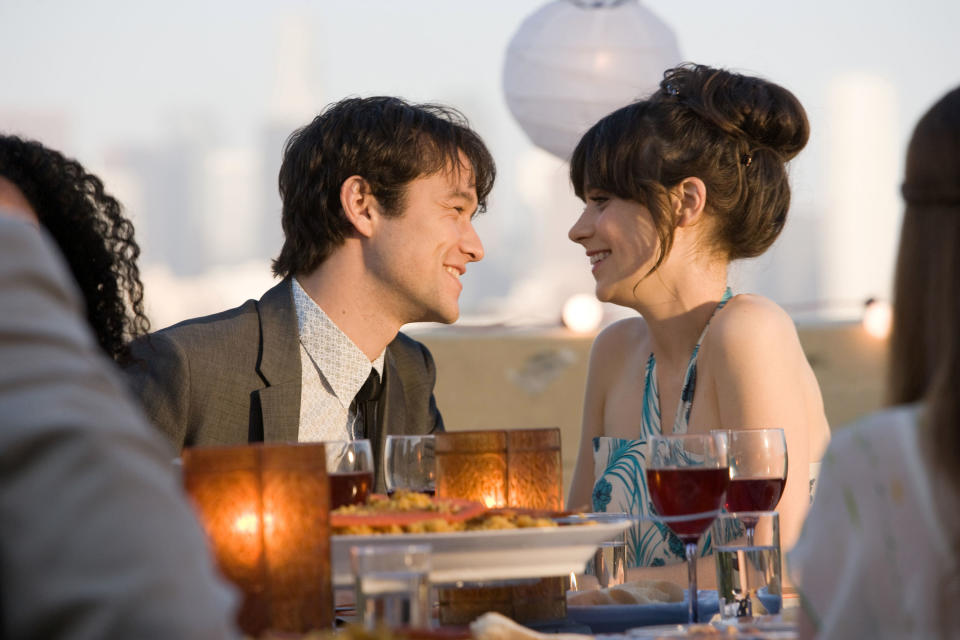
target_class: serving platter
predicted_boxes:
[332,518,632,586]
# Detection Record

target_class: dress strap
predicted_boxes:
[671,287,733,434]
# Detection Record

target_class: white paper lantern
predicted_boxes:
[503,0,682,161]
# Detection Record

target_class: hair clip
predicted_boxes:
[741,154,752,167]
[665,83,680,96]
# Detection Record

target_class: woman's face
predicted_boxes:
[568,187,661,305]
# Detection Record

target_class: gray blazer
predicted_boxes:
[125,277,444,490]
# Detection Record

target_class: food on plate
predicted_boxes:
[332,490,558,535]
[471,611,590,640]
[567,578,684,606]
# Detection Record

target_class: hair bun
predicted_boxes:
[660,64,810,161]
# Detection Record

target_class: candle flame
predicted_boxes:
[233,512,259,535]
[232,511,275,536]
[569,571,579,592]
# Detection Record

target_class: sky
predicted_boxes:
[2,0,959,327]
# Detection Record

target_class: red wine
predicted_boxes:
[329,470,373,509]
[646,467,730,542]
[725,476,786,513]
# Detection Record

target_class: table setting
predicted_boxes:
[178,427,798,640]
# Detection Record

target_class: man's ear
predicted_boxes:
[673,177,707,228]
[340,175,378,237]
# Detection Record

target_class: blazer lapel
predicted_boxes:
[254,277,301,443]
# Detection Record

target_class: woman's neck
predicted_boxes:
[632,263,728,367]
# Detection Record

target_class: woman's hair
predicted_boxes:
[570,63,809,274]
[0,134,149,362]
[888,86,960,485]
[887,84,960,633]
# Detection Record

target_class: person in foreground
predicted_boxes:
[0,215,240,639]
[0,134,150,363]
[789,86,960,639]
[566,64,831,575]
[126,97,495,490]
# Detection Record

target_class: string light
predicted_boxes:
[862,298,892,340]
[562,294,604,333]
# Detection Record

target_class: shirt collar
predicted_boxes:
[292,278,385,406]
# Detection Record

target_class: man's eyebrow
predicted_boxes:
[445,189,478,204]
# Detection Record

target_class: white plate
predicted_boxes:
[332,519,631,586]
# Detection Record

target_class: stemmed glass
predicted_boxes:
[325,439,375,509]
[384,434,436,496]
[646,432,730,624]
[719,428,788,542]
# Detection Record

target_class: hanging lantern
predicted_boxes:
[503,0,682,160]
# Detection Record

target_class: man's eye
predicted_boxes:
[588,196,608,205]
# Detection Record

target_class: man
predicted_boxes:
[0,215,240,639]
[126,97,495,490]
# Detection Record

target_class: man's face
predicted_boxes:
[366,157,484,325]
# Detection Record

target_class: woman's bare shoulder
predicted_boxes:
[591,316,649,355]
[710,293,799,347]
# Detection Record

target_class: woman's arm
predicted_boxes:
[707,295,827,550]
[567,321,635,510]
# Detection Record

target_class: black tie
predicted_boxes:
[352,368,382,440]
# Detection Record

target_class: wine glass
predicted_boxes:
[325,439,374,509]
[384,434,436,496]
[646,432,730,624]
[719,428,788,541]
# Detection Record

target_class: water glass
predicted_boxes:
[712,511,782,620]
[384,434,435,496]
[584,514,627,588]
[351,544,432,630]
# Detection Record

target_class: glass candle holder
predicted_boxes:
[182,443,333,636]
[435,430,508,507]
[507,428,562,510]
[436,428,565,625]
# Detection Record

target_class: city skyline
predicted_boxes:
[2,0,958,329]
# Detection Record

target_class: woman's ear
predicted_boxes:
[339,175,379,237]
[673,177,707,227]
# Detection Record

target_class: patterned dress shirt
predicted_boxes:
[292,278,384,442]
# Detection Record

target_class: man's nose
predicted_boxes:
[462,219,484,262]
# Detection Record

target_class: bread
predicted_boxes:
[568,578,684,606]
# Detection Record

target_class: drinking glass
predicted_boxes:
[351,543,431,630]
[646,432,729,623]
[326,439,374,509]
[713,511,782,620]
[384,434,436,496]
[718,428,788,542]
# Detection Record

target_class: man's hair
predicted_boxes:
[273,96,496,278]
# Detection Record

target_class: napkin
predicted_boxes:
[470,612,592,640]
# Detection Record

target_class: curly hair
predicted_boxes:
[0,134,150,362]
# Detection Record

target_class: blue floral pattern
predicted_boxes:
[590,288,733,568]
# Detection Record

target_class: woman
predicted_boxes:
[566,64,830,574]
[790,86,960,638]
[0,134,149,362]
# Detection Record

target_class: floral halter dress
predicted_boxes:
[590,288,733,567]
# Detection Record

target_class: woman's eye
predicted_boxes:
[588,196,608,205]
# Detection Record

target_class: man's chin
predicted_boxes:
[415,306,460,325]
